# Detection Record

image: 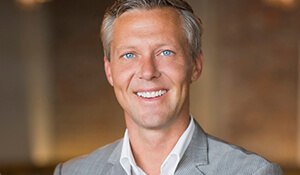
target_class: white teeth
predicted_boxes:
[137,90,167,98]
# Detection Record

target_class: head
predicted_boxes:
[101,0,203,60]
[101,0,203,131]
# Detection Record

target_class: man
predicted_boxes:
[54,0,282,174]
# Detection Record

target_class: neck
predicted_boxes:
[126,115,190,175]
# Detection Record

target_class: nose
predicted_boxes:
[137,56,161,80]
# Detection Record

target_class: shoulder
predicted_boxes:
[54,139,123,175]
[206,135,282,174]
[190,121,282,174]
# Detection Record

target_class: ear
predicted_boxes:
[104,56,114,86]
[191,51,204,82]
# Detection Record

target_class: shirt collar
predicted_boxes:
[120,129,146,175]
[160,117,195,174]
[120,117,195,175]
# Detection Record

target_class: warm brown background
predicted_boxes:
[0,0,299,174]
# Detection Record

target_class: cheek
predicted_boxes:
[161,60,192,84]
[110,64,135,89]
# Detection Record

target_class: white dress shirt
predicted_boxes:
[120,117,195,175]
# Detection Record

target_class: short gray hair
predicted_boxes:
[101,0,203,60]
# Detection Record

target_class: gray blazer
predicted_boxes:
[54,121,282,175]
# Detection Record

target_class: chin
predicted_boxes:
[133,113,176,130]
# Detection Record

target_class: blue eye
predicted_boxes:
[161,50,173,56]
[123,53,135,59]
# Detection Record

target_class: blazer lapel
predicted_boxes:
[175,121,209,175]
[101,139,127,175]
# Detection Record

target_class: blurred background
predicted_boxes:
[0,0,300,174]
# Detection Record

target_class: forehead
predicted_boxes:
[112,7,183,35]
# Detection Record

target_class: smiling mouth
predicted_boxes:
[136,90,167,99]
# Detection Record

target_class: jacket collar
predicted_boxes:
[187,121,209,165]
[175,121,209,174]
[101,140,126,175]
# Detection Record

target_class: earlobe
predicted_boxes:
[104,56,114,86]
[191,51,204,82]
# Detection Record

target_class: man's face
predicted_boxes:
[104,8,202,130]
